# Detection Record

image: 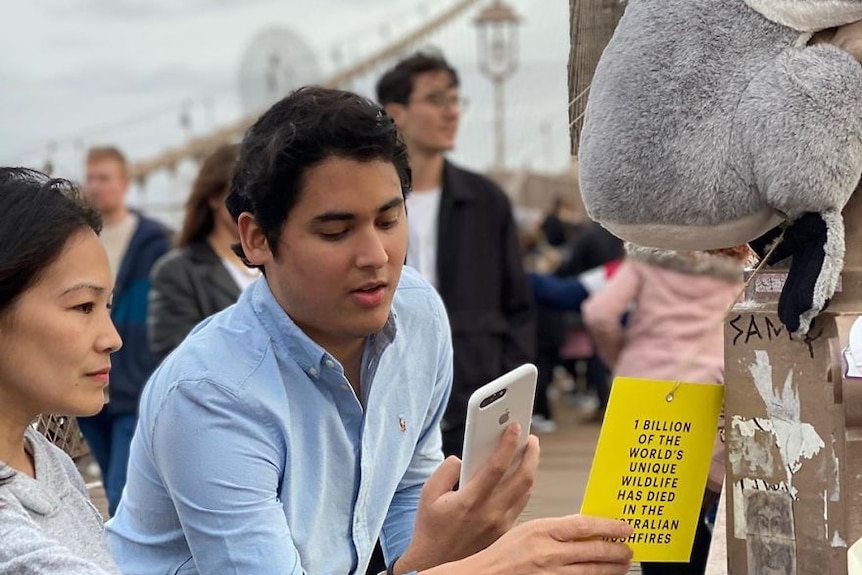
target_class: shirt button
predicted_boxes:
[325,359,336,369]
[308,367,318,377]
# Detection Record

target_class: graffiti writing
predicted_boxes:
[728,315,823,359]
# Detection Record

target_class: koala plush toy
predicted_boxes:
[579,0,862,336]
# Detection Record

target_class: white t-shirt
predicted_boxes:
[100,213,138,279]
[405,188,442,288]
[221,258,261,292]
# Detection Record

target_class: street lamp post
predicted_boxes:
[474,0,521,172]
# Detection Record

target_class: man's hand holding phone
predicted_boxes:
[396,424,540,573]
[396,430,632,575]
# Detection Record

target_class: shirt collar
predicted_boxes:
[248,278,398,380]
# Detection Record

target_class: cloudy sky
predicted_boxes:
[1,0,573,220]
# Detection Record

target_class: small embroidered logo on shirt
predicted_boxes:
[398,416,407,433]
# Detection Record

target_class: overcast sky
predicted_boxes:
[1,0,573,220]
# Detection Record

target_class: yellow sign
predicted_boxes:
[580,377,724,562]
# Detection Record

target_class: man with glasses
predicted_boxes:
[376,52,536,458]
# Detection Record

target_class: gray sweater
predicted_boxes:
[0,427,120,574]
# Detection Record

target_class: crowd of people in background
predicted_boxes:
[0,47,749,575]
[524,203,625,431]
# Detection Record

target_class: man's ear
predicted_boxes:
[237,212,273,266]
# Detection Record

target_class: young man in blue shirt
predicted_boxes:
[106,87,633,575]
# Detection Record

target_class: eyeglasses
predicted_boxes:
[412,91,468,110]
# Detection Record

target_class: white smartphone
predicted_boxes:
[459,363,538,486]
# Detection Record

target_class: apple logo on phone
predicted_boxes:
[498,410,510,425]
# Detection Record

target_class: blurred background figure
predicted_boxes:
[553,220,623,420]
[539,196,581,250]
[526,213,623,430]
[372,48,536,575]
[78,146,171,516]
[555,221,622,280]
[377,51,536,458]
[527,197,579,433]
[582,244,754,575]
[148,143,257,360]
[528,257,623,430]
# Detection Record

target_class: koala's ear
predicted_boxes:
[743,0,862,32]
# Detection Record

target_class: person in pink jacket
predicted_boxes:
[582,244,754,575]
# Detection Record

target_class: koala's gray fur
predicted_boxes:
[578,0,862,334]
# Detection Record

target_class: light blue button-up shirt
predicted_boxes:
[106,266,452,574]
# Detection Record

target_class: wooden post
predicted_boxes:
[723,191,862,574]
[567,0,626,155]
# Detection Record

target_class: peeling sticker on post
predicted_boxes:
[733,481,747,539]
[831,435,841,502]
[822,489,826,523]
[753,272,842,295]
[746,351,825,498]
[833,531,847,548]
[822,490,829,539]
[729,416,775,476]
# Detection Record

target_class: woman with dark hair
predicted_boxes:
[148,143,259,359]
[0,167,122,573]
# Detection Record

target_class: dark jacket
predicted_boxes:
[109,214,171,414]
[437,161,536,430]
[539,222,624,353]
[557,222,624,277]
[148,240,242,361]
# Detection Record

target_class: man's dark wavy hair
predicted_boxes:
[227,86,412,267]
[375,50,459,106]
